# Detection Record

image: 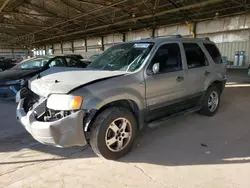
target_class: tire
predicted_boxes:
[200,85,221,116]
[89,107,137,160]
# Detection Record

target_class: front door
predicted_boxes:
[145,42,188,121]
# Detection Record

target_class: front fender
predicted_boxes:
[82,88,145,110]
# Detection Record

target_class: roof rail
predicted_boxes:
[196,37,210,41]
[153,34,182,39]
[142,35,210,41]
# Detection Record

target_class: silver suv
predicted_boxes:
[16,36,227,160]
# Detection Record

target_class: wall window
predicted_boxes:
[204,43,222,64]
[183,43,207,69]
[151,43,182,73]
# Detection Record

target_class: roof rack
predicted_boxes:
[142,35,210,41]
[152,34,182,39]
[196,37,210,41]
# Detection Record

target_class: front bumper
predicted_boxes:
[222,77,227,92]
[0,85,21,100]
[16,99,88,147]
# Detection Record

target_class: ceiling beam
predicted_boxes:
[0,0,12,12]
[153,0,160,12]
[74,0,122,10]
[0,22,50,28]
[167,0,190,18]
[1,10,65,18]
[61,0,107,24]
[0,33,15,39]
[24,0,63,17]
[231,0,250,8]
[9,0,127,44]
[33,0,225,43]
[141,0,153,12]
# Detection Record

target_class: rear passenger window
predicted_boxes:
[66,57,79,67]
[183,43,207,69]
[204,43,222,64]
[151,43,182,73]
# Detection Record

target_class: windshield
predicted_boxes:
[13,58,49,69]
[87,42,153,72]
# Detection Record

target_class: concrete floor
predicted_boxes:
[1,73,250,188]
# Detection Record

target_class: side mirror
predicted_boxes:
[152,63,160,74]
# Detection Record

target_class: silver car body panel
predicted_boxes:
[16,37,227,148]
[72,71,146,110]
[16,99,87,147]
[29,67,126,97]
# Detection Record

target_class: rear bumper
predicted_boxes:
[16,99,88,147]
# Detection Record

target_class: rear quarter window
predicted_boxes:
[204,43,222,64]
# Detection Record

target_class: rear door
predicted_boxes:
[182,43,210,98]
[203,43,226,79]
[145,42,188,121]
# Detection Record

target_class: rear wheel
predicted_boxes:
[200,85,220,116]
[90,107,137,160]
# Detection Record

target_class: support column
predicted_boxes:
[186,21,196,38]
[11,48,14,58]
[122,33,126,42]
[51,44,54,54]
[193,21,197,38]
[84,39,87,52]
[44,45,46,55]
[101,37,104,51]
[60,42,63,54]
[152,27,156,38]
[71,41,74,53]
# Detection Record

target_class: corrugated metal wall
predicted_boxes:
[216,41,250,67]
[126,29,152,41]
[31,13,250,64]
[0,47,31,59]
[53,43,61,55]
[156,25,190,37]
[104,34,123,50]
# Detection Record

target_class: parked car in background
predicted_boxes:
[0,55,89,99]
[16,37,226,160]
[89,54,99,60]
[81,54,100,65]
[66,54,84,60]
[0,57,17,71]
[0,61,16,72]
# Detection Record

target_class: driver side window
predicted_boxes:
[151,43,182,73]
[49,58,65,67]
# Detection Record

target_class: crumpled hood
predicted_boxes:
[29,67,126,97]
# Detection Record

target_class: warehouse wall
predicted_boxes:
[216,41,250,66]
[0,46,31,60]
[34,13,250,67]
[195,14,250,68]
[103,33,123,50]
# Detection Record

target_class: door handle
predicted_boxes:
[176,76,184,82]
[204,71,210,76]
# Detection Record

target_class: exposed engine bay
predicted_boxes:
[20,87,74,122]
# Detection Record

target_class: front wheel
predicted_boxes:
[200,85,221,116]
[90,107,137,160]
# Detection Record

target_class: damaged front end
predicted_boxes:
[16,87,88,147]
